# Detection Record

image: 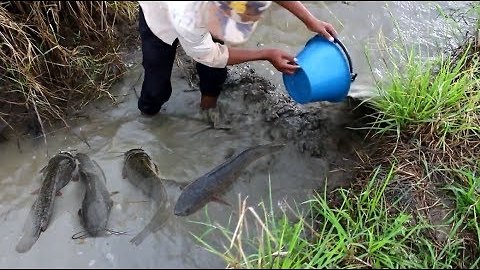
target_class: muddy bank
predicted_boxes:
[175,48,370,191]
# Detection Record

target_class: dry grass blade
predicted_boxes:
[0,1,138,137]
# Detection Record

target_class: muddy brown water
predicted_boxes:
[0,1,471,268]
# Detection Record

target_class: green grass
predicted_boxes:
[191,167,480,269]
[190,167,465,269]
[299,166,423,269]
[366,41,480,146]
[190,176,315,269]
[445,168,480,252]
[360,2,480,155]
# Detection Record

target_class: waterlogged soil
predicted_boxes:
[0,51,367,267]
[0,1,472,268]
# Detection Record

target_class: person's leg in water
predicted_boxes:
[194,40,230,129]
[137,7,178,116]
[195,38,228,110]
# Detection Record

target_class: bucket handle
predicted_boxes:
[332,37,357,82]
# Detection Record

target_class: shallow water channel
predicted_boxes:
[0,1,471,268]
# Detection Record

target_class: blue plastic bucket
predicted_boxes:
[283,36,357,104]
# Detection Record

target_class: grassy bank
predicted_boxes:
[193,167,477,268]
[192,2,480,269]
[0,1,138,135]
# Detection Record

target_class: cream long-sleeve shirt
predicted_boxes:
[138,1,229,68]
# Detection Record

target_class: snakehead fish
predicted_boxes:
[75,153,113,237]
[174,143,285,217]
[15,151,77,253]
[122,148,169,246]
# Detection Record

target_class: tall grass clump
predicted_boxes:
[367,40,480,149]
[364,2,480,159]
[0,1,138,134]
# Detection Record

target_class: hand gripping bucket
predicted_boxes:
[283,35,357,104]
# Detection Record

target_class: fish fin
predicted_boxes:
[190,126,213,137]
[30,188,40,195]
[213,124,232,131]
[154,163,160,175]
[92,159,107,183]
[161,178,187,190]
[39,164,47,174]
[129,227,152,246]
[110,191,120,196]
[239,176,250,183]
[212,195,231,207]
[56,190,62,196]
[71,170,80,182]
[122,165,127,179]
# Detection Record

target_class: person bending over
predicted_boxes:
[137,1,337,116]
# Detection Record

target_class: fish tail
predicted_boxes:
[129,227,152,246]
[131,204,170,246]
[16,204,42,253]
[15,227,41,253]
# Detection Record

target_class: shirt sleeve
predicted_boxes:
[168,2,229,68]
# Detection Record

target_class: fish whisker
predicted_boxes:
[105,228,130,236]
[71,228,130,239]
[71,230,90,240]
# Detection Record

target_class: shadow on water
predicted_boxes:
[0,1,471,268]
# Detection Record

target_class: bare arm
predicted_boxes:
[222,1,336,74]
[227,47,299,74]
[274,1,337,41]
[274,1,317,27]
[226,47,269,65]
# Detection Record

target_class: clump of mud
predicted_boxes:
[175,47,373,188]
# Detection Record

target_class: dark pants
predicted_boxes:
[138,7,228,115]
